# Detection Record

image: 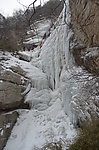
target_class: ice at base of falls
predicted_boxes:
[39,0,78,124]
[4,98,76,150]
[25,88,51,110]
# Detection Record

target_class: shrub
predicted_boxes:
[69,119,99,150]
[0,39,20,52]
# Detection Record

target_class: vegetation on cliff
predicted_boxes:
[69,119,99,150]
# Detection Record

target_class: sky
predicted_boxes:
[0,0,49,17]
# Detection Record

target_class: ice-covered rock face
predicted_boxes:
[40,0,72,90]
[39,0,78,124]
[40,0,99,125]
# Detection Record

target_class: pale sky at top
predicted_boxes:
[0,0,48,17]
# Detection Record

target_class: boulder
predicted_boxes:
[0,70,21,85]
[10,65,26,76]
[0,111,18,150]
[0,82,23,110]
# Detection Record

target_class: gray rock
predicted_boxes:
[70,0,99,46]
[84,47,99,74]
[0,82,23,110]
[0,111,18,150]
[0,70,22,85]
[0,65,2,71]
[10,65,26,76]
[73,46,99,75]
[73,44,86,50]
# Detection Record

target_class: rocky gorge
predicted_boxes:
[0,0,99,149]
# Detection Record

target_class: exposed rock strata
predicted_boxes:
[0,65,29,111]
[0,63,29,150]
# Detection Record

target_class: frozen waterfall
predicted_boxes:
[40,0,77,125]
[4,1,78,150]
[3,0,98,149]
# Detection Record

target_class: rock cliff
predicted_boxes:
[70,0,99,46]
[70,0,99,74]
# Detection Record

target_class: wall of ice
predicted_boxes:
[40,0,72,90]
[40,0,77,124]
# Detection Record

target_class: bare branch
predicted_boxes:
[25,0,38,14]
[17,0,27,9]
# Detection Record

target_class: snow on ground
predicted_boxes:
[19,51,32,57]
[4,97,76,150]
[18,51,32,59]
[23,38,42,45]
[33,19,51,37]
[24,19,51,46]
